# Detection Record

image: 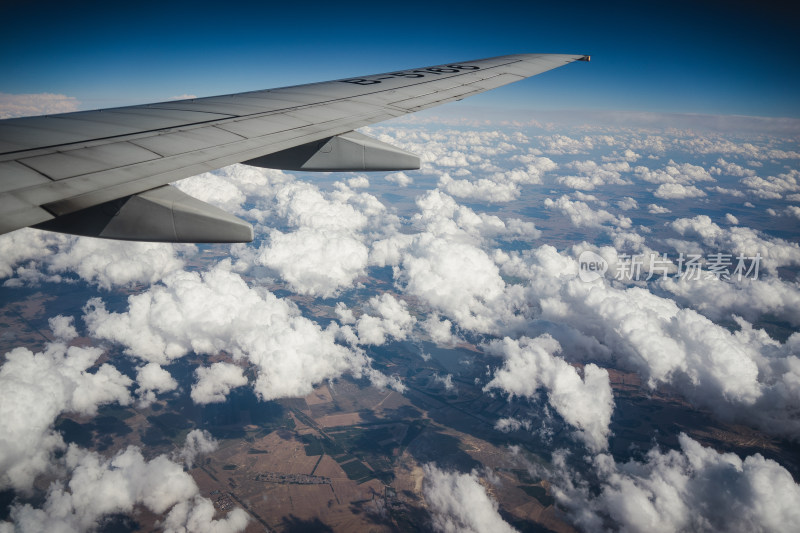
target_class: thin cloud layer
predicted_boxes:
[0,92,79,118]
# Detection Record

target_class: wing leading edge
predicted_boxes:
[0,53,589,242]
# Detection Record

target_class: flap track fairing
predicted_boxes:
[243,131,420,172]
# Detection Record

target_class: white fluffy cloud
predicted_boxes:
[0,229,68,283]
[135,362,178,407]
[544,195,631,229]
[653,182,707,199]
[83,262,388,401]
[385,171,414,187]
[0,229,193,290]
[537,133,595,154]
[423,464,517,533]
[741,169,800,199]
[635,160,715,185]
[484,335,613,452]
[647,203,671,214]
[173,172,248,214]
[191,362,248,405]
[391,232,507,333]
[3,445,248,533]
[422,314,458,346]
[616,196,639,210]
[558,160,632,190]
[656,275,800,326]
[438,173,519,202]
[355,293,416,345]
[261,227,370,297]
[552,433,800,533]
[411,190,535,243]
[497,245,800,439]
[238,179,398,297]
[0,342,131,491]
[671,215,800,273]
[177,429,219,469]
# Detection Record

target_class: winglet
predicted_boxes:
[578,55,591,62]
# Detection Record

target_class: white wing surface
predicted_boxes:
[0,53,588,242]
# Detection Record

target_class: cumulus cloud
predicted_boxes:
[497,244,800,439]
[177,429,219,469]
[552,433,800,533]
[410,190,533,244]
[48,239,194,290]
[616,197,639,210]
[558,160,632,190]
[422,464,517,533]
[3,445,248,533]
[83,262,389,401]
[174,172,248,213]
[191,362,248,405]
[385,171,414,187]
[355,293,416,345]
[710,157,757,178]
[49,315,78,341]
[438,173,519,203]
[0,228,193,290]
[741,169,800,199]
[390,232,508,333]
[347,175,370,188]
[0,92,80,118]
[260,228,369,297]
[422,314,457,346]
[653,182,707,199]
[484,335,613,452]
[0,342,131,491]
[635,160,715,185]
[707,185,746,197]
[135,362,178,407]
[671,215,800,272]
[537,133,594,155]
[433,373,455,391]
[0,229,69,284]
[656,275,800,326]
[494,417,531,433]
[240,179,397,297]
[544,195,631,229]
[647,203,671,214]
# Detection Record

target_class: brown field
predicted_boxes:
[191,424,397,532]
[305,383,333,406]
[316,412,364,428]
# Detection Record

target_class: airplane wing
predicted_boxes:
[0,53,589,242]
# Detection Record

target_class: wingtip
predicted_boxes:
[578,55,591,62]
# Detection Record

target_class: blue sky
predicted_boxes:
[1,0,798,117]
